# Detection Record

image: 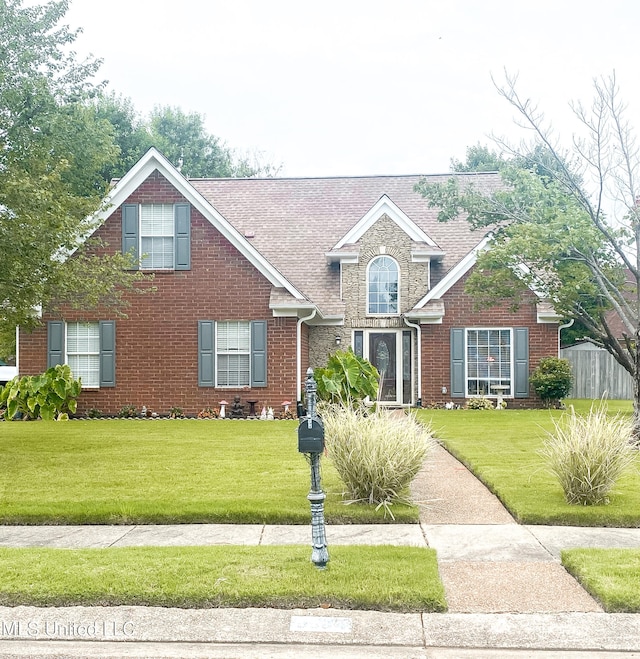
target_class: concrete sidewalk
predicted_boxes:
[0,606,639,656]
[0,443,638,656]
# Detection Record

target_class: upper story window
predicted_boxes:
[122,203,191,271]
[367,256,399,315]
[140,204,174,269]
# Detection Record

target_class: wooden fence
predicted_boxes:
[560,347,634,400]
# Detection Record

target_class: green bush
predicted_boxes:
[117,405,137,418]
[540,404,636,505]
[530,357,573,408]
[321,405,433,517]
[314,349,379,408]
[466,397,495,410]
[0,365,81,421]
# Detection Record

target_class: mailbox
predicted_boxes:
[298,417,324,453]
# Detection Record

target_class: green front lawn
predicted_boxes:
[562,549,640,612]
[418,400,640,527]
[0,545,446,612]
[0,420,417,524]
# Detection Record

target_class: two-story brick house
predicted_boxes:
[17,148,560,415]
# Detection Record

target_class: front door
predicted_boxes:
[369,332,398,404]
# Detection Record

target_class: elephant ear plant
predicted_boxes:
[1,364,81,421]
[314,349,379,408]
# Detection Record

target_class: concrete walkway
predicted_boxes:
[0,443,639,656]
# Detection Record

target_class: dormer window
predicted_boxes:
[367,256,399,315]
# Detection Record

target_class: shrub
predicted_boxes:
[530,357,573,408]
[169,406,185,419]
[117,405,137,418]
[87,408,102,419]
[540,404,637,505]
[466,397,495,410]
[314,349,379,408]
[320,405,434,517]
[0,365,81,421]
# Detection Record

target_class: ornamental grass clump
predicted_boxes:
[321,405,434,517]
[540,404,637,506]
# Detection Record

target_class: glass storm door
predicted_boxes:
[369,332,397,403]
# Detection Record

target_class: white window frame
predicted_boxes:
[465,327,513,398]
[216,321,251,387]
[367,255,400,316]
[139,203,174,270]
[66,322,100,389]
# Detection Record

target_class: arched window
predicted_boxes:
[367,256,399,314]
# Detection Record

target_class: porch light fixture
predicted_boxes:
[335,335,341,346]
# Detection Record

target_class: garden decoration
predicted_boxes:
[229,396,245,419]
[297,368,329,569]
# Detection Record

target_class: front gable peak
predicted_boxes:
[332,195,442,251]
[94,147,305,303]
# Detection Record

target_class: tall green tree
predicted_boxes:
[93,92,153,184]
[93,96,280,181]
[416,73,640,436]
[0,0,147,358]
[450,143,508,172]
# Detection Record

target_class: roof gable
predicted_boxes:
[416,235,491,306]
[96,148,305,300]
[332,195,440,249]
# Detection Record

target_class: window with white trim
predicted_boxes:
[216,321,251,386]
[367,256,399,314]
[66,322,100,388]
[140,204,174,269]
[466,328,512,397]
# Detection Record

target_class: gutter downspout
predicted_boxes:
[403,315,422,407]
[558,319,574,356]
[297,308,317,407]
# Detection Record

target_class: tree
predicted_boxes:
[92,92,153,183]
[451,143,508,172]
[93,96,280,181]
[416,72,640,436]
[0,0,148,354]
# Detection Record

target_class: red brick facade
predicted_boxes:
[19,172,300,417]
[421,273,558,407]
[17,157,560,414]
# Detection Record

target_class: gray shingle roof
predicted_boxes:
[190,172,502,317]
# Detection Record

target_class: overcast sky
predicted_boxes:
[64,0,640,177]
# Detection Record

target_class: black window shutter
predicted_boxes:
[99,321,116,387]
[450,328,465,398]
[47,321,65,368]
[174,203,191,270]
[122,204,139,268]
[251,320,267,387]
[198,321,215,387]
[513,327,529,398]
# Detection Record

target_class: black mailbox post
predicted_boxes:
[298,368,329,569]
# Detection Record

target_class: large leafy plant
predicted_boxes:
[1,365,81,421]
[314,349,379,407]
